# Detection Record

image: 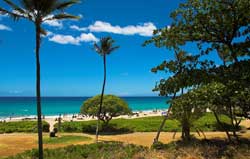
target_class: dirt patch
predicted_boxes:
[0,133,93,158]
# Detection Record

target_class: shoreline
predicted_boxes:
[0,109,168,123]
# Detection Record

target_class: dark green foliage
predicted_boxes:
[0,121,49,133]
[144,0,250,142]
[7,142,146,159]
[80,95,132,124]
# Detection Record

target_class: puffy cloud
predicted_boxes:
[48,33,99,45]
[78,33,99,42]
[0,24,12,31]
[70,25,87,31]
[49,34,78,45]
[44,20,63,28]
[70,21,157,37]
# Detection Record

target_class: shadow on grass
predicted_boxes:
[82,123,134,135]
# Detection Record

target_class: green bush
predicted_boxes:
[7,142,146,159]
[0,121,50,133]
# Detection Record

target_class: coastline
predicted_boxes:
[0,109,168,122]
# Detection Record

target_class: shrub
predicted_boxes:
[80,95,132,125]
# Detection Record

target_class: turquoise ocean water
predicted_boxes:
[0,97,169,118]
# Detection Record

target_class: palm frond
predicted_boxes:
[94,36,119,55]
[0,7,24,21]
[40,27,47,36]
[55,0,80,11]
[43,13,80,21]
[4,0,26,15]
[94,43,102,54]
[108,46,120,54]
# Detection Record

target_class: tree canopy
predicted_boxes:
[80,95,131,124]
[144,0,250,141]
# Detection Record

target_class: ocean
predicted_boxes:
[0,97,169,119]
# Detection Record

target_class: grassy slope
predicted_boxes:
[57,113,233,133]
[43,135,91,144]
[7,140,250,159]
[0,121,49,133]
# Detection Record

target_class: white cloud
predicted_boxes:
[49,33,99,45]
[49,34,79,45]
[70,25,87,31]
[0,24,12,31]
[78,33,99,42]
[44,20,63,28]
[71,21,157,37]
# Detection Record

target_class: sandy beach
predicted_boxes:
[0,110,167,131]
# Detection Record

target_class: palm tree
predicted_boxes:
[93,37,119,142]
[0,1,79,158]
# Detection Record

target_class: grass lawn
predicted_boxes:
[56,116,180,133]
[0,121,49,133]
[56,113,234,133]
[43,135,91,144]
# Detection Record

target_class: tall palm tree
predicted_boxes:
[93,37,119,142]
[0,1,79,158]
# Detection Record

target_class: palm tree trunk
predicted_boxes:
[153,93,176,144]
[35,23,43,159]
[96,53,107,142]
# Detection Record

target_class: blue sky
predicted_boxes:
[0,0,220,97]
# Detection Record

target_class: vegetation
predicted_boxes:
[93,37,120,142]
[144,0,250,142]
[150,138,250,159]
[7,142,146,159]
[7,139,250,159]
[0,121,49,133]
[55,114,233,133]
[0,0,80,158]
[80,95,131,125]
[43,135,91,144]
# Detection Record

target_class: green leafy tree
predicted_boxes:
[171,90,207,140]
[0,1,79,158]
[145,0,250,143]
[80,95,132,125]
[93,37,119,142]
